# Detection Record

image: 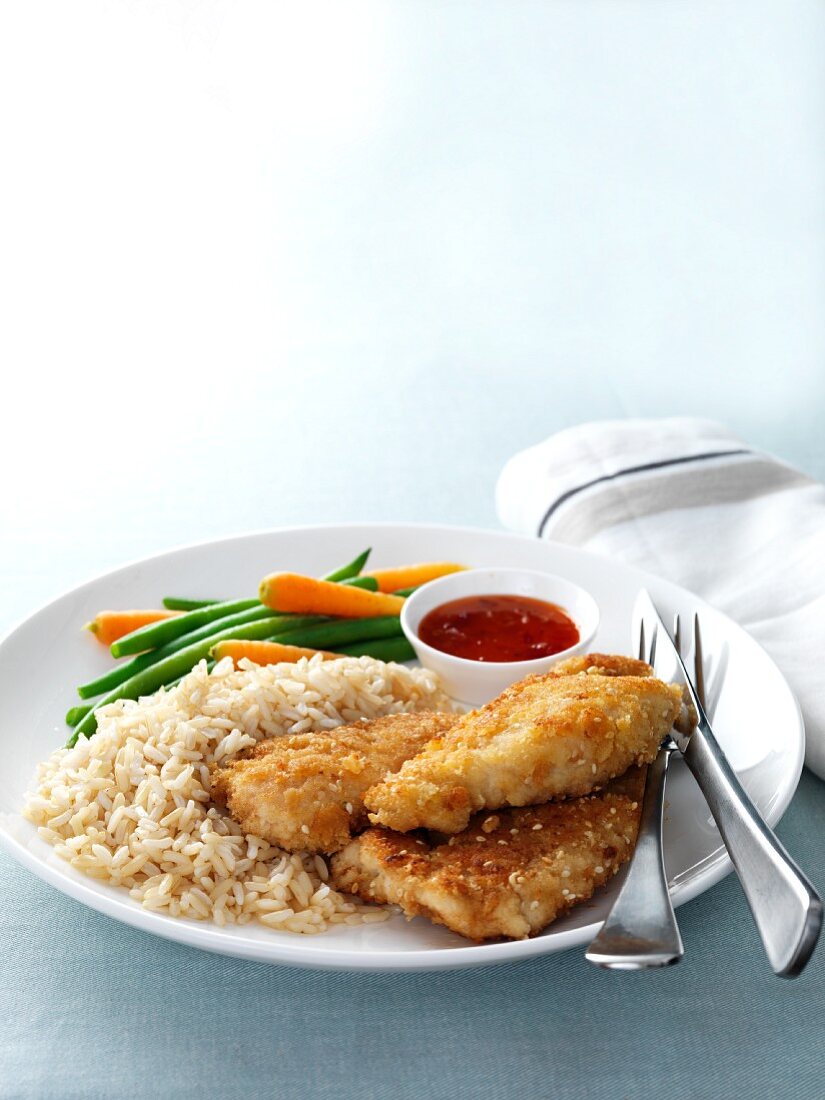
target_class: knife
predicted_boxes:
[633,589,822,977]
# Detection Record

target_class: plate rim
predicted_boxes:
[0,521,806,971]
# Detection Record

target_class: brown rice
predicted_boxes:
[24,655,450,934]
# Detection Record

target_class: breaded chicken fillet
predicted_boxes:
[211,712,458,853]
[333,767,646,941]
[364,655,682,833]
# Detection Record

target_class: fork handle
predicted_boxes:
[684,725,822,976]
[585,747,684,969]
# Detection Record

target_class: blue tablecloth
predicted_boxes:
[2,3,824,1096]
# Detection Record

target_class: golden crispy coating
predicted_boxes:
[364,657,682,833]
[210,712,458,853]
[332,768,646,941]
[550,653,655,678]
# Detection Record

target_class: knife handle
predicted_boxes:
[684,725,822,976]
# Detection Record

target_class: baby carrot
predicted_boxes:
[210,640,337,666]
[365,563,466,593]
[259,573,404,619]
[86,610,180,646]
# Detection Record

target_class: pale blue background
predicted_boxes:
[2,2,825,1097]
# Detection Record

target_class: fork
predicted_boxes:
[584,621,684,969]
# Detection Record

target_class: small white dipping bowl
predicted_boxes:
[401,567,600,706]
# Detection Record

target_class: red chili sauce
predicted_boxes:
[418,594,579,663]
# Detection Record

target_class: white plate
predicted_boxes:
[0,524,805,971]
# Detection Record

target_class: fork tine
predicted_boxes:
[673,613,681,656]
[693,613,707,710]
[638,620,646,662]
[648,623,658,668]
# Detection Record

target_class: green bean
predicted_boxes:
[206,617,402,660]
[162,597,217,611]
[336,636,415,662]
[322,548,371,583]
[65,704,91,726]
[391,586,417,598]
[68,615,322,745]
[111,598,260,657]
[264,616,403,651]
[341,575,378,591]
[78,605,282,699]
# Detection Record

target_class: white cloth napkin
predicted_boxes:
[496,418,825,779]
